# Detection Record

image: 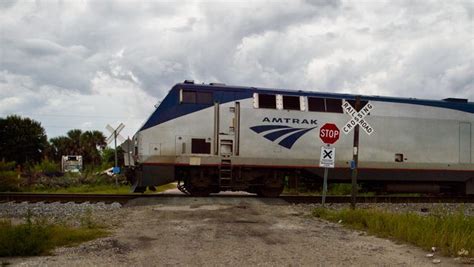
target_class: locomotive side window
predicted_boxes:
[181,90,213,104]
[308,97,325,112]
[196,91,213,104]
[191,138,211,154]
[326,99,343,113]
[258,94,277,109]
[282,95,300,110]
[182,90,196,103]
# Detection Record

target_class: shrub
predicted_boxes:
[328,183,360,195]
[0,217,51,256]
[0,213,107,257]
[313,207,474,257]
[33,159,60,175]
[0,162,16,172]
[0,161,20,192]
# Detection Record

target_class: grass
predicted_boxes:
[30,184,132,194]
[284,183,354,195]
[284,183,422,197]
[28,183,178,194]
[312,207,474,257]
[0,212,107,257]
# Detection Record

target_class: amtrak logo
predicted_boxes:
[250,125,316,149]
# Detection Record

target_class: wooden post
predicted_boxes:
[351,96,361,209]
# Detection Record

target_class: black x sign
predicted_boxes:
[323,150,333,159]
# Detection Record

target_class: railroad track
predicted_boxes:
[0,192,472,205]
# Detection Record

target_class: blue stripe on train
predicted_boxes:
[250,125,317,149]
[139,83,474,131]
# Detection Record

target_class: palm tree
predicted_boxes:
[80,130,106,165]
[48,129,106,167]
[66,129,83,155]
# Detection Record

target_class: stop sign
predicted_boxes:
[319,123,340,144]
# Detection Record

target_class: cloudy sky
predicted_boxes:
[1,0,473,139]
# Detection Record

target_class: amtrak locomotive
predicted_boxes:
[126,81,474,196]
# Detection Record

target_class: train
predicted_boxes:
[125,80,474,196]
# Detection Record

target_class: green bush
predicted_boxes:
[16,158,131,192]
[0,161,20,192]
[327,183,354,195]
[0,214,107,256]
[313,207,474,257]
[0,162,16,172]
[33,159,60,174]
[0,217,50,256]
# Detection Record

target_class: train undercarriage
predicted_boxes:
[126,165,474,196]
[128,166,287,197]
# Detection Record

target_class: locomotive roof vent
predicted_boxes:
[210,82,226,86]
[443,98,468,103]
[183,80,194,84]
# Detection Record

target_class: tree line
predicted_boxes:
[0,115,113,168]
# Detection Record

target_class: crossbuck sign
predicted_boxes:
[341,100,374,135]
[319,146,335,168]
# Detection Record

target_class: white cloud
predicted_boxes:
[0,0,472,138]
[0,70,154,138]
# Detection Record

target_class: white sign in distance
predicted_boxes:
[341,100,374,135]
[319,146,336,168]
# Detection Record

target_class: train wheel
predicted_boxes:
[257,171,284,197]
[133,186,146,193]
[187,170,212,197]
[257,186,284,197]
[188,187,211,197]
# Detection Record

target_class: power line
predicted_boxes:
[0,113,144,119]
[42,125,99,129]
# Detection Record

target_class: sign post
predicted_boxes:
[106,123,126,187]
[341,97,375,209]
[319,123,340,206]
[319,145,336,205]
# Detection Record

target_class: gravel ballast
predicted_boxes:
[0,201,123,227]
[2,197,468,266]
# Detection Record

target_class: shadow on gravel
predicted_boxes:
[124,196,287,207]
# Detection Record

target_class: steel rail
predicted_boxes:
[280,195,474,204]
[0,192,472,204]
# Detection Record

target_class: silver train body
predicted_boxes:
[127,81,474,196]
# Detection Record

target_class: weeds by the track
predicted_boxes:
[312,207,474,257]
[0,212,107,257]
[28,182,177,194]
[30,184,132,194]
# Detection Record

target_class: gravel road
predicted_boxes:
[3,197,467,266]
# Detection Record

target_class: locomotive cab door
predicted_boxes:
[214,101,240,157]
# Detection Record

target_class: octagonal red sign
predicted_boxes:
[319,123,340,144]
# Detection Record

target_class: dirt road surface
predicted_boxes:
[8,196,459,266]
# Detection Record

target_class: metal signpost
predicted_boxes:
[319,123,340,206]
[106,123,125,187]
[341,97,374,209]
[319,146,335,206]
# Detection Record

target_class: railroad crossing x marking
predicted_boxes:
[319,146,335,168]
[341,100,374,135]
[323,150,333,159]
